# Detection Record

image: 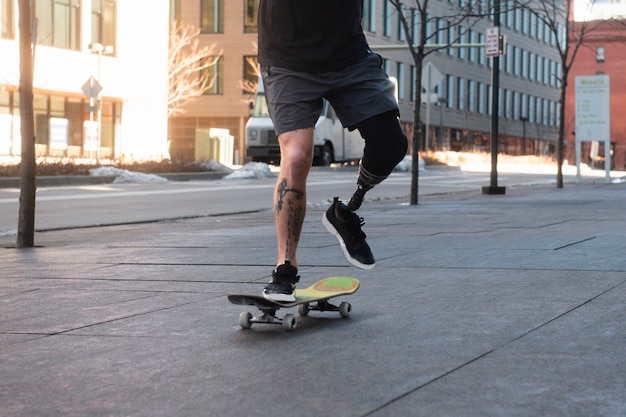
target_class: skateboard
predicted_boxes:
[228,276,359,330]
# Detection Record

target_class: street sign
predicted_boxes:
[82,76,103,99]
[485,27,500,58]
[422,62,444,91]
[574,74,611,183]
[420,93,439,104]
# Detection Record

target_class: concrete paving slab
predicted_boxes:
[0,182,624,416]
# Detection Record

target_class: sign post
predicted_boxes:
[81,76,103,160]
[575,75,611,183]
[482,1,506,196]
[421,62,444,152]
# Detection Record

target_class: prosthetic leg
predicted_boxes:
[345,110,408,212]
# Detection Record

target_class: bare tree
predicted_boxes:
[521,0,590,188]
[168,21,222,117]
[16,0,36,248]
[388,0,485,204]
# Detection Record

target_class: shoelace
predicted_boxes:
[344,212,367,240]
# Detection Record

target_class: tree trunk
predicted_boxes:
[16,0,36,248]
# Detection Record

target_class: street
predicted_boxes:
[0,164,601,237]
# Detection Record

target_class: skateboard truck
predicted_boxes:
[239,308,298,331]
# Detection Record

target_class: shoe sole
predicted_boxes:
[322,212,375,270]
[262,292,296,303]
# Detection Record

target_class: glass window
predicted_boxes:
[397,5,405,41]
[596,47,605,63]
[203,56,223,95]
[242,55,258,94]
[446,75,454,108]
[447,26,454,56]
[1,0,14,39]
[396,62,405,101]
[457,27,465,59]
[410,8,418,41]
[65,98,84,147]
[435,19,443,45]
[383,0,391,37]
[201,0,223,34]
[170,0,181,22]
[478,82,485,114]
[34,94,49,146]
[244,0,258,33]
[362,0,376,33]
[504,89,511,118]
[91,0,116,53]
[35,0,81,50]
[410,66,416,102]
[468,30,475,62]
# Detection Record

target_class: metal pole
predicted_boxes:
[482,0,505,195]
[96,49,102,163]
[425,64,431,152]
[521,116,528,154]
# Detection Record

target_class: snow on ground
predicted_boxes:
[89,167,168,184]
[195,160,234,174]
[83,157,422,184]
[223,162,275,180]
[394,155,424,172]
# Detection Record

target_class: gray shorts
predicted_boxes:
[260,52,399,136]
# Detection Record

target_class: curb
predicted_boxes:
[0,172,229,189]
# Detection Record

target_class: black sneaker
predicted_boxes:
[262,261,300,303]
[322,197,375,269]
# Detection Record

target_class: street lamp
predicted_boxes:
[520,116,528,155]
[88,42,114,162]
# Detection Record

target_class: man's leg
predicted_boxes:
[274,128,314,268]
[347,110,408,211]
[263,128,313,302]
[323,111,407,269]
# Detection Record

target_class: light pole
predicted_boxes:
[520,116,528,155]
[88,42,114,162]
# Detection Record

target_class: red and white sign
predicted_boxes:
[83,120,99,151]
[485,27,500,58]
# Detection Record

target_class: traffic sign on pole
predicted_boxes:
[485,27,500,58]
[81,76,103,99]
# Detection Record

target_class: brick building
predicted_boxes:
[565,19,626,170]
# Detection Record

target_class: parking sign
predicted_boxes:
[485,27,500,58]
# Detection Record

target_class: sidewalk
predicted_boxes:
[1,182,624,417]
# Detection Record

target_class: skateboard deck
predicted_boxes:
[228,276,359,330]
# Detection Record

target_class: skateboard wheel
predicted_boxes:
[239,311,252,329]
[298,303,310,316]
[283,314,297,331]
[339,302,352,318]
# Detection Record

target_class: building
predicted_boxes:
[0,0,169,161]
[565,11,626,170]
[171,0,562,164]
[1,1,565,165]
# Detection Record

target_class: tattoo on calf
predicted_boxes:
[275,178,305,259]
[275,178,304,212]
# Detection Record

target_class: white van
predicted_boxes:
[245,79,364,166]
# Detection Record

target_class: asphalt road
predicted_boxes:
[0,165,599,237]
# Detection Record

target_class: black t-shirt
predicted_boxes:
[258,0,370,73]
